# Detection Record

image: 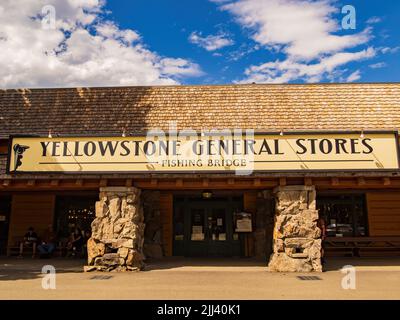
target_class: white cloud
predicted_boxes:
[237,48,375,84]
[189,31,234,51]
[369,62,387,69]
[0,0,203,88]
[379,46,400,54]
[366,16,382,24]
[216,0,376,83]
[346,70,361,82]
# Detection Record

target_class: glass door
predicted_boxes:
[173,196,243,257]
[188,206,208,256]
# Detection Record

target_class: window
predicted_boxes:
[55,196,97,239]
[317,194,368,237]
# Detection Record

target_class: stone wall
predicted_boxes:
[268,186,322,272]
[84,187,145,272]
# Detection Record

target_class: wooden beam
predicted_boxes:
[383,177,391,186]
[304,177,313,186]
[331,177,339,186]
[202,178,209,187]
[254,178,261,186]
[99,179,108,187]
[75,179,83,186]
[2,180,10,187]
[357,177,366,186]
[125,179,133,187]
[279,177,286,186]
[150,178,158,186]
[227,178,235,185]
[176,179,183,187]
[50,180,59,186]
[27,180,36,186]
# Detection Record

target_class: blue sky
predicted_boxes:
[103,0,400,84]
[0,0,399,88]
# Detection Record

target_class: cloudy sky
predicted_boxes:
[0,0,399,88]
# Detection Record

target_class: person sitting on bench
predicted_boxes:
[38,224,57,258]
[67,227,83,258]
[19,227,38,258]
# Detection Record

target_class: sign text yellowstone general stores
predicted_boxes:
[8,132,399,173]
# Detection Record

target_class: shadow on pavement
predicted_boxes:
[0,256,85,281]
[323,256,400,271]
[144,257,267,271]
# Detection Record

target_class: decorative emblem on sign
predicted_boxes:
[12,144,30,172]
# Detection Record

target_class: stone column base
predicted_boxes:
[84,187,145,272]
[268,186,322,272]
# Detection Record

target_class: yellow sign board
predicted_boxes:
[7,132,399,173]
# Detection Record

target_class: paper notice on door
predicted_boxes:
[191,233,204,241]
[218,233,226,241]
[236,218,252,232]
[192,226,203,234]
[217,218,223,226]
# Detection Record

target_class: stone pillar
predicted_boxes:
[268,185,322,272]
[84,187,145,272]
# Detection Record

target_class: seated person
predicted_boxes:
[67,227,84,258]
[81,230,92,258]
[19,227,38,258]
[37,224,57,258]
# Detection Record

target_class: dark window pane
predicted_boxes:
[317,195,367,237]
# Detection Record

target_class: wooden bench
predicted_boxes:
[7,236,68,257]
[324,236,400,257]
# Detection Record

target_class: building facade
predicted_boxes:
[1,83,400,272]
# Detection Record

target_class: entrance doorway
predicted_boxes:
[0,195,11,255]
[173,195,243,257]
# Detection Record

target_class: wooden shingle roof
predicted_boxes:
[0,83,399,139]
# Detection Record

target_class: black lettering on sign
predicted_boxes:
[51,141,60,156]
[295,139,307,155]
[362,138,373,154]
[83,141,96,157]
[120,141,130,156]
[40,141,51,156]
[98,141,119,156]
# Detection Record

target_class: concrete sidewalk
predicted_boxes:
[0,257,400,299]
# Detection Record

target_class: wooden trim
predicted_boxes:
[243,192,257,257]
[367,192,400,236]
[159,192,173,257]
[7,194,56,255]
[125,179,133,187]
[1,177,400,191]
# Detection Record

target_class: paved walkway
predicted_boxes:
[0,256,400,299]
